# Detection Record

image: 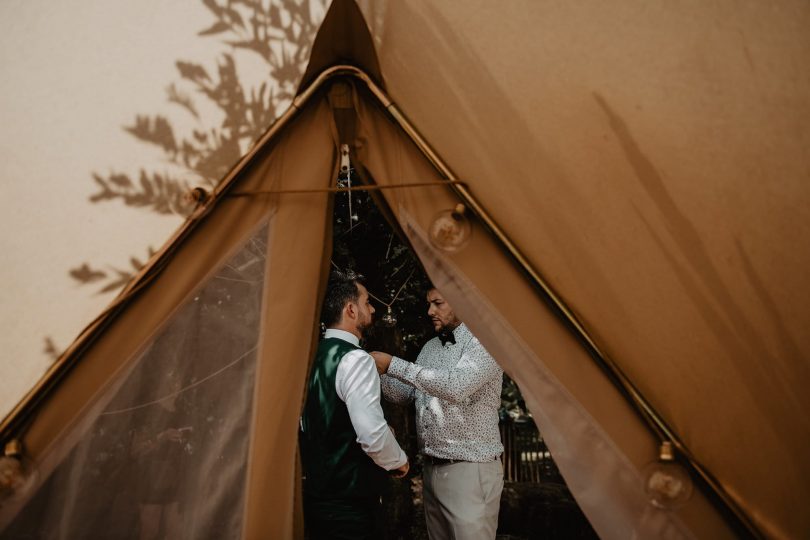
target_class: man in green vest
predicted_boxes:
[300,270,409,539]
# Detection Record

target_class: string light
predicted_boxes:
[643,441,693,510]
[429,204,471,253]
[331,261,414,328]
[99,346,256,416]
[365,268,415,327]
[0,440,37,502]
[381,305,397,326]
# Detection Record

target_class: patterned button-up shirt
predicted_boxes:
[381,323,504,462]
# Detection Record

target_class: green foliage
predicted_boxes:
[330,169,433,359]
[501,374,532,421]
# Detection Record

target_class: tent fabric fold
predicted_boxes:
[0,95,338,539]
[402,213,697,540]
[354,2,810,538]
[346,87,728,539]
[1,221,269,537]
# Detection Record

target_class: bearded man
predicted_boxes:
[300,270,409,540]
[372,286,504,540]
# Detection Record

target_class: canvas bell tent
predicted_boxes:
[2,0,809,538]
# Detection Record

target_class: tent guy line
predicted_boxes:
[226,179,466,197]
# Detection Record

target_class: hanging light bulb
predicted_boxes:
[184,186,209,206]
[175,186,209,217]
[381,305,397,327]
[429,204,471,253]
[643,441,693,510]
[0,439,37,502]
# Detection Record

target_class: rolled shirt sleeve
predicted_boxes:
[336,349,408,471]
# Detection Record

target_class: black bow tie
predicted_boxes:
[438,329,456,346]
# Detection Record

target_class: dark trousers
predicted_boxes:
[304,495,382,540]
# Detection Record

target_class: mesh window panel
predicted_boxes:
[2,223,269,540]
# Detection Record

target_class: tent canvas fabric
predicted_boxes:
[2,1,809,538]
[1,96,337,538]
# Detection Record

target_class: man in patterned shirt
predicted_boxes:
[372,286,504,540]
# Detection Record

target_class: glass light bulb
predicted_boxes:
[429,205,471,253]
[0,440,39,502]
[0,455,25,498]
[381,305,397,327]
[178,186,208,216]
[643,443,693,510]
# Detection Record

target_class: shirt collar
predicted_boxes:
[453,323,469,339]
[324,328,360,347]
[438,322,469,346]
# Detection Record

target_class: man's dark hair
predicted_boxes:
[321,270,365,327]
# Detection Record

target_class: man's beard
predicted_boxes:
[358,316,373,333]
[434,318,459,334]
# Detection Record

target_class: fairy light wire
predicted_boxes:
[330,260,415,310]
[368,268,415,309]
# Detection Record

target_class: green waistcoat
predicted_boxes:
[300,337,386,501]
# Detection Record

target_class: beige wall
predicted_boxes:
[0,0,327,417]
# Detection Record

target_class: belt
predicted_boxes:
[422,455,464,466]
[422,455,501,466]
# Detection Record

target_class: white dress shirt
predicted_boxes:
[327,328,408,471]
[381,323,504,462]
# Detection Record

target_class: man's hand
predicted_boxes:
[390,460,409,479]
[370,351,393,374]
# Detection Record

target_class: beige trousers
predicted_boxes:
[423,460,504,540]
